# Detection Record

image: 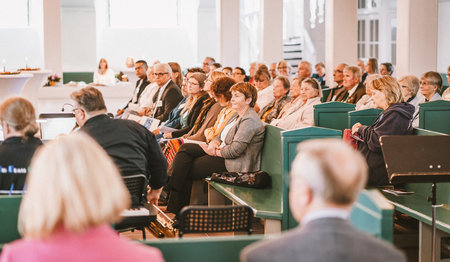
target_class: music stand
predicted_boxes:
[380,135,450,262]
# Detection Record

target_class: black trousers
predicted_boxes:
[167,143,226,214]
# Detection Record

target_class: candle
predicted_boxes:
[2,59,5,72]
[25,57,28,68]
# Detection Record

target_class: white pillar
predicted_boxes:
[216,0,240,67]
[259,0,283,64]
[396,0,438,77]
[43,0,63,76]
[324,0,357,87]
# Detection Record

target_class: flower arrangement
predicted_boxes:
[44,74,61,86]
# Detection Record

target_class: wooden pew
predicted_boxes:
[347,108,382,129]
[418,100,450,135]
[141,235,265,262]
[207,125,342,233]
[314,102,356,132]
[350,189,394,243]
[0,196,22,244]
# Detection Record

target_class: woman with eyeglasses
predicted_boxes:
[162,72,209,139]
[184,71,227,141]
[0,97,42,194]
[411,71,443,127]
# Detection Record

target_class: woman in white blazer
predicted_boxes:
[271,78,322,130]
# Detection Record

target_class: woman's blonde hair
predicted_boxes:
[370,76,404,106]
[210,71,226,81]
[18,132,130,239]
[0,97,39,137]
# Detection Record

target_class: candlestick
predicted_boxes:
[25,56,28,68]
[2,59,5,72]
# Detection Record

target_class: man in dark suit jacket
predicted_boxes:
[152,63,183,122]
[335,65,366,104]
[241,139,406,262]
[116,60,150,116]
[326,63,347,102]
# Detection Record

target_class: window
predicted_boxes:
[357,17,379,60]
[0,0,29,28]
[391,18,397,65]
[358,20,366,58]
[108,0,179,28]
[240,0,260,67]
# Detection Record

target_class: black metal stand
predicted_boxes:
[430,182,444,262]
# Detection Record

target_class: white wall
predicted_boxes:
[0,0,44,70]
[437,1,450,72]
[61,7,97,71]
[197,5,219,66]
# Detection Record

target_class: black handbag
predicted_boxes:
[210,171,271,189]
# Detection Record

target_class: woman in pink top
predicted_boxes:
[0,133,164,262]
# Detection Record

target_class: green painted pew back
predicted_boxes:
[350,190,394,243]
[62,72,94,84]
[314,102,356,132]
[0,196,22,244]
[418,100,450,134]
[142,235,265,262]
[321,86,331,102]
[348,108,382,129]
[281,127,342,229]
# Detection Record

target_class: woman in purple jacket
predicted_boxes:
[352,76,414,187]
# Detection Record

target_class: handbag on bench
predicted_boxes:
[210,171,271,189]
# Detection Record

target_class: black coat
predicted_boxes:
[357,103,414,186]
[0,137,42,193]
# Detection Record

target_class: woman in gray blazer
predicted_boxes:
[167,82,265,215]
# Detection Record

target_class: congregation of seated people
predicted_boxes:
[0,55,448,261]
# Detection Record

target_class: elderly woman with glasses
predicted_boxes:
[411,71,443,127]
[0,97,42,194]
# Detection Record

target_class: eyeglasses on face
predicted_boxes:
[154,72,169,77]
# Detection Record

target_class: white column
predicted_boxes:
[259,0,283,64]
[216,0,240,67]
[324,0,357,87]
[396,0,438,77]
[43,0,63,76]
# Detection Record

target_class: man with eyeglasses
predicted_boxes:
[151,63,183,122]
[70,86,168,205]
[269,63,278,79]
[116,60,150,116]
[326,63,347,102]
[202,57,215,74]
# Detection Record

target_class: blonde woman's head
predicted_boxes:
[0,97,38,138]
[19,132,130,239]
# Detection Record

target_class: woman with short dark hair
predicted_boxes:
[167,82,265,215]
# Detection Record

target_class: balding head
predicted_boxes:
[289,139,368,221]
[297,61,312,78]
